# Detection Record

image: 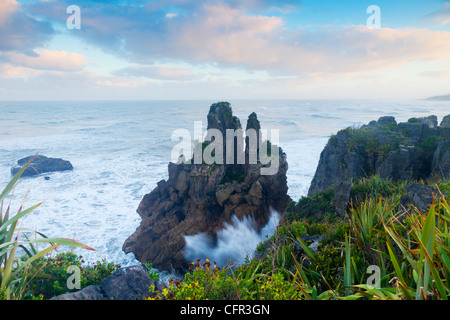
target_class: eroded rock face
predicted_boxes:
[123,102,291,272]
[432,140,450,179]
[308,114,450,196]
[401,183,440,213]
[440,115,450,128]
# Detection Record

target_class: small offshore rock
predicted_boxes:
[11,155,73,177]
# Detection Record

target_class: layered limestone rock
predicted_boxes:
[308,114,450,196]
[123,102,291,272]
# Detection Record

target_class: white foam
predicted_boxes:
[184,209,280,268]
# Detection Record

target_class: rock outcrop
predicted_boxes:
[308,114,450,196]
[123,102,291,272]
[400,183,440,214]
[51,264,153,300]
[11,155,73,177]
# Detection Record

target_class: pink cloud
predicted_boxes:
[171,9,450,76]
[174,4,285,65]
[0,64,41,78]
[0,0,18,26]
[3,49,86,72]
[23,2,450,79]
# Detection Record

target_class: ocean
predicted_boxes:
[1,99,449,267]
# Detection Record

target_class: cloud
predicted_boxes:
[94,77,141,88]
[303,26,450,75]
[419,69,450,79]
[2,49,87,72]
[424,2,450,25]
[0,0,19,26]
[114,65,198,81]
[142,0,302,12]
[5,0,448,100]
[25,1,450,78]
[0,64,42,78]
[0,0,53,54]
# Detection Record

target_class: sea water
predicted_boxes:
[0,99,449,267]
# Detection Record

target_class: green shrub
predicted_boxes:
[290,188,335,222]
[148,259,302,300]
[144,262,160,281]
[408,117,420,123]
[28,252,120,299]
[276,220,307,238]
[350,175,404,204]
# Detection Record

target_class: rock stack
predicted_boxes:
[122,102,291,272]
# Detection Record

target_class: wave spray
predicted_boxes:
[184,208,280,267]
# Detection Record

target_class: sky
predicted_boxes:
[0,0,450,100]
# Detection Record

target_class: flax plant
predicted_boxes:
[291,186,449,300]
[0,157,96,300]
[347,190,450,300]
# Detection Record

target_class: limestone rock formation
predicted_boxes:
[432,140,450,179]
[308,114,450,196]
[123,102,291,272]
[440,115,450,128]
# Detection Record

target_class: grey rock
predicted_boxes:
[51,264,153,300]
[101,264,153,300]
[51,285,107,300]
[431,140,450,179]
[245,112,261,163]
[377,147,422,181]
[403,183,440,213]
[298,234,327,254]
[11,155,73,177]
[441,115,450,128]
[308,129,364,196]
[377,116,397,126]
[330,181,352,217]
[419,115,438,128]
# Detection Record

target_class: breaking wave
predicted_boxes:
[183,208,280,268]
